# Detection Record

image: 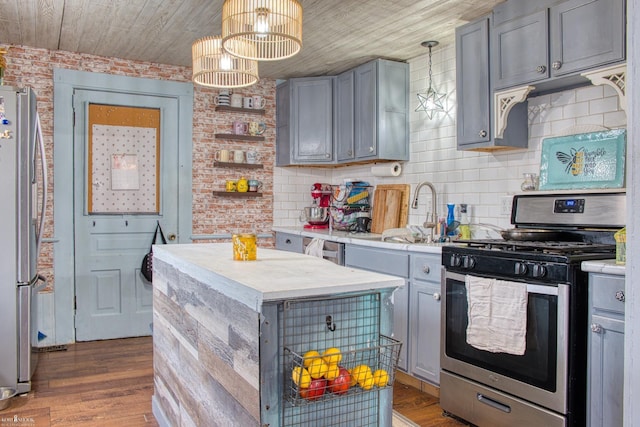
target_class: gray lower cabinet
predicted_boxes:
[344,245,410,372]
[588,272,625,427]
[492,0,626,90]
[274,232,304,253]
[275,76,335,166]
[409,253,441,385]
[455,17,528,151]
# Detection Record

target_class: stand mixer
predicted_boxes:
[301,183,332,229]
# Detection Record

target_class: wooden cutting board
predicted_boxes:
[371,184,411,234]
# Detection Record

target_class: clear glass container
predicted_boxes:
[521,173,539,191]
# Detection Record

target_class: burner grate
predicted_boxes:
[463,239,615,255]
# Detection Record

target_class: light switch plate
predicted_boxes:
[501,196,513,215]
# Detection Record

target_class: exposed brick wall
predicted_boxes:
[3,45,275,290]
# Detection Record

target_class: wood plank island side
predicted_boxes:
[150,243,405,426]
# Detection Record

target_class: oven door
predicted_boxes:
[441,271,569,414]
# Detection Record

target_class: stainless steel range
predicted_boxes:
[440,190,625,427]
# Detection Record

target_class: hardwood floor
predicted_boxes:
[1,337,464,426]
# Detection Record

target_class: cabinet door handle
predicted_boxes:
[347,150,353,156]
[285,239,292,244]
[478,130,487,137]
[168,233,177,241]
[591,323,603,333]
[433,292,441,301]
[422,265,430,274]
[615,290,625,302]
[552,61,562,70]
[536,65,547,73]
[325,153,330,158]
[369,146,374,153]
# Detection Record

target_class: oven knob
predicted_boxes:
[514,262,528,275]
[450,254,462,267]
[532,264,547,278]
[462,256,476,269]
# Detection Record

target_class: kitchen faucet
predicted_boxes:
[411,181,438,242]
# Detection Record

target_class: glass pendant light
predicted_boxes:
[415,40,446,119]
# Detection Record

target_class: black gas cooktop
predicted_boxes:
[459,239,616,256]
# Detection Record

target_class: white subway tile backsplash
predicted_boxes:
[273,44,627,228]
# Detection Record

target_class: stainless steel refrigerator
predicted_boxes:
[0,86,47,394]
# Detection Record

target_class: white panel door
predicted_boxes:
[73,89,179,341]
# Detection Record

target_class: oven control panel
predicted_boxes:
[553,198,585,214]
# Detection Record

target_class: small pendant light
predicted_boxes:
[415,41,445,119]
[192,35,259,88]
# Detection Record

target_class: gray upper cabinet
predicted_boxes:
[550,0,625,77]
[275,77,335,166]
[277,58,409,166]
[493,0,626,90]
[353,59,410,162]
[456,17,528,151]
[335,70,355,162]
[492,10,549,89]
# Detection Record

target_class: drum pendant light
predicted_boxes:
[192,35,259,88]
[415,41,446,119]
[221,0,303,61]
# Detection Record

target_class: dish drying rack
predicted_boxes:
[329,182,372,231]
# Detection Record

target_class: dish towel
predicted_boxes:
[465,275,528,355]
[304,238,325,258]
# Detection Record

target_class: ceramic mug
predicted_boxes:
[225,180,236,192]
[246,150,260,164]
[230,93,243,108]
[214,149,230,162]
[248,121,266,136]
[252,95,266,109]
[214,94,230,106]
[248,179,263,192]
[233,121,248,135]
[233,150,245,163]
[243,97,253,109]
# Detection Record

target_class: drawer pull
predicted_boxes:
[615,290,625,302]
[422,265,430,274]
[285,239,292,244]
[591,323,603,333]
[477,393,511,413]
[433,292,441,301]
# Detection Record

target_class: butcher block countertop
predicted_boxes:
[153,243,404,311]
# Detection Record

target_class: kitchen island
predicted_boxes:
[151,243,404,427]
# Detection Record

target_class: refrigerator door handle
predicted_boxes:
[34,113,47,260]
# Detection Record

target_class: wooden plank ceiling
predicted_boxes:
[0,0,503,79]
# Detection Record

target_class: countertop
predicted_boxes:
[582,259,626,276]
[153,243,405,311]
[272,226,453,254]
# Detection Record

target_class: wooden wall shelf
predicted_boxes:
[212,191,263,198]
[214,133,265,142]
[214,161,264,169]
[215,106,266,115]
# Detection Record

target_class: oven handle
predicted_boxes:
[477,393,512,413]
[445,271,558,296]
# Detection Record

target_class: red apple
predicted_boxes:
[328,366,351,395]
[300,378,327,400]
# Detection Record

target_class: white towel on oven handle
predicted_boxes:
[465,275,528,355]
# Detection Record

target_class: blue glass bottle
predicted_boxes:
[446,203,455,235]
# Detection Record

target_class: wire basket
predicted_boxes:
[279,292,402,426]
[329,205,371,231]
[285,334,401,406]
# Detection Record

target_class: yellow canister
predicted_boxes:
[237,176,248,192]
[232,233,257,261]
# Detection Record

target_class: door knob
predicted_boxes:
[168,233,177,241]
